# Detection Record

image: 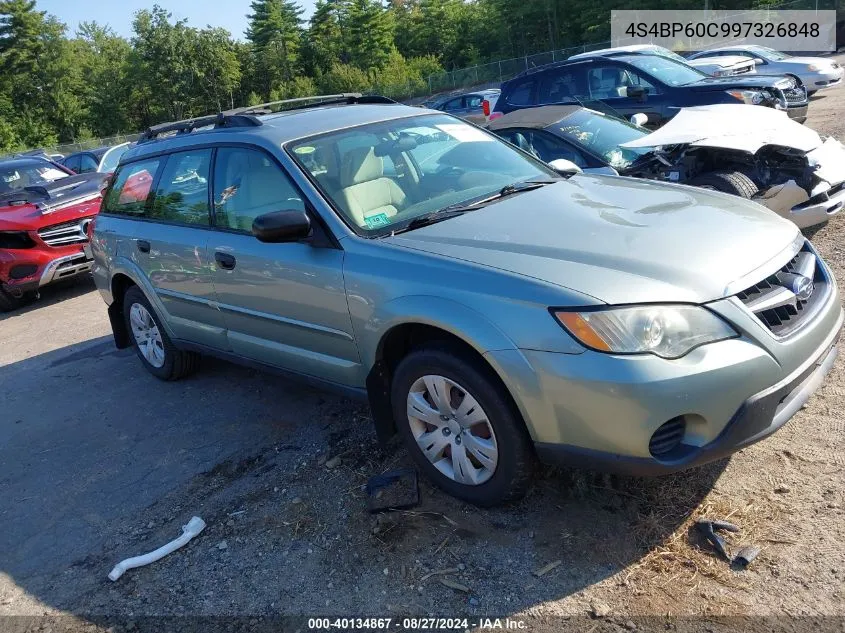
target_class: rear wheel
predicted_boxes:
[122,286,200,380]
[688,170,758,198]
[391,344,536,506]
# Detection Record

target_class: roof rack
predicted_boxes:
[138,94,397,143]
[225,93,396,116]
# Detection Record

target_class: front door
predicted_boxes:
[207,146,361,386]
[586,64,666,125]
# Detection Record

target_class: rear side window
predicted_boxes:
[148,150,213,226]
[103,158,162,216]
[78,154,99,173]
[538,69,585,104]
[506,79,536,105]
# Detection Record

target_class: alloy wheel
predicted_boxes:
[129,302,166,368]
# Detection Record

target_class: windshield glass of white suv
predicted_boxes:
[289,114,558,233]
[99,144,130,173]
[0,161,68,192]
[557,109,651,168]
[623,55,707,86]
[748,45,790,61]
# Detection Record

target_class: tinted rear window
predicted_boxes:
[506,79,536,105]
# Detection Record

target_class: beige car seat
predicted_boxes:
[338,147,406,227]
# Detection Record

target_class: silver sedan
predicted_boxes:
[688,45,843,95]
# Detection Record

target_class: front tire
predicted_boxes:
[391,344,536,506]
[122,286,200,380]
[688,170,758,198]
[0,287,37,312]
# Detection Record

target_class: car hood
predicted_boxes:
[686,74,792,90]
[0,173,103,231]
[621,104,823,152]
[688,55,755,69]
[386,175,798,305]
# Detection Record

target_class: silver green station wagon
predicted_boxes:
[92,94,842,506]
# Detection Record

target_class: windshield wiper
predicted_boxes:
[395,180,559,234]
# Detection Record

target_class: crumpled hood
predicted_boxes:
[687,74,793,91]
[386,174,798,305]
[0,172,104,231]
[621,104,823,153]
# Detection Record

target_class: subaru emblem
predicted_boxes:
[791,275,814,301]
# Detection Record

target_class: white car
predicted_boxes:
[569,44,756,76]
[688,46,843,95]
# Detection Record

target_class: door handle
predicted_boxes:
[137,239,151,253]
[215,251,236,270]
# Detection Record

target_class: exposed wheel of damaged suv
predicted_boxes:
[122,286,200,380]
[688,170,758,198]
[391,344,536,506]
[0,287,37,312]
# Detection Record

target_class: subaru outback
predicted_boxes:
[92,94,842,506]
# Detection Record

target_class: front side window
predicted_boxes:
[288,114,557,234]
[500,129,589,168]
[749,46,787,61]
[78,154,99,173]
[213,147,304,232]
[62,155,81,173]
[103,158,162,216]
[587,65,658,100]
[621,55,706,86]
[148,150,212,226]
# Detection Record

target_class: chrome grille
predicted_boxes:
[784,86,807,104]
[37,219,92,247]
[736,242,828,337]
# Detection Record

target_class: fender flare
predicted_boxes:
[107,257,179,341]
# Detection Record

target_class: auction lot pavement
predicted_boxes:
[2,62,845,627]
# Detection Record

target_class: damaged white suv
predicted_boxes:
[489,103,845,228]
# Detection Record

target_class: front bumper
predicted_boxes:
[806,68,844,90]
[0,244,93,294]
[788,183,845,229]
[486,276,843,476]
[785,103,809,123]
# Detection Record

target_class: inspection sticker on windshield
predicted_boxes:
[435,124,492,143]
[364,213,391,229]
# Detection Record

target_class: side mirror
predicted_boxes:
[630,112,649,127]
[625,85,648,100]
[548,158,583,175]
[252,209,312,243]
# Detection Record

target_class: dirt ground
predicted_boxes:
[2,56,845,632]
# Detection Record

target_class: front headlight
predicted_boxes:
[726,89,766,105]
[552,305,738,359]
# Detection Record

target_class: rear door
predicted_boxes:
[207,146,360,386]
[103,150,227,349]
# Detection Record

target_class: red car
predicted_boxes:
[0,157,107,311]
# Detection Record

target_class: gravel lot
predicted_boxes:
[2,58,845,630]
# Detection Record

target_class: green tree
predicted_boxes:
[301,0,343,76]
[246,0,304,98]
[342,0,394,70]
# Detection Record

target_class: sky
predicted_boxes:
[37,0,318,40]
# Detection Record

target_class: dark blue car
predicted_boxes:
[492,53,808,127]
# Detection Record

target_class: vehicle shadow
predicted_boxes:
[0,335,727,621]
[0,275,96,321]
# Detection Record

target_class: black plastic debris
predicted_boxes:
[695,518,739,561]
[366,468,420,513]
[732,545,761,569]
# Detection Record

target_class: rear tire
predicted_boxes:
[391,343,536,506]
[688,170,758,198]
[122,286,200,380]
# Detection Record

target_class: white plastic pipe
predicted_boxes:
[108,516,206,581]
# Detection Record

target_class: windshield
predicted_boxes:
[622,55,707,86]
[748,45,789,61]
[99,144,131,173]
[557,109,651,169]
[288,114,558,234]
[642,46,689,65]
[0,160,68,193]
